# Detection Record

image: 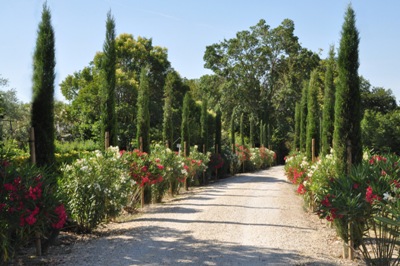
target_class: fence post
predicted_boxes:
[184,141,188,191]
[30,127,36,164]
[105,131,110,150]
[140,137,144,209]
[312,138,315,163]
[203,144,207,184]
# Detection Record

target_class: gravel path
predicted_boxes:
[56,166,364,265]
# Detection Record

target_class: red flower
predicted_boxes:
[4,183,16,192]
[141,166,148,172]
[353,183,360,190]
[366,186,381,204]
[297,184,306,194]
[381,170,387,176]
[52,204,67,229]
[157,164,164,170]
[321,196,331,207]
[0,203,5,211]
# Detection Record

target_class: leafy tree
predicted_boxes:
[200,97,208,151]
[137,67,151,153]
[306,70,320,160]
[299,81,308,152]
[321,46,336,156]
[100,10,117,149]
[181,92,191,156]
[293,102,301,150]
[333,5,362,175]
[361,110,400,154]
[360,80,397,114]
[31,3,56,167]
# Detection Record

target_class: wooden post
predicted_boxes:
[311,138,315,163]
[30,127,36,164]
[349,222,354,260]
[215,144,219,181]
[203,144,207,185]
[140,137,144,209]
[347,140,352,174]
[105,131,110,150]
[184,141,188,191]
[35,232,41,256]
[166,141,169,149]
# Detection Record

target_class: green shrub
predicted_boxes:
[59,147,130,233]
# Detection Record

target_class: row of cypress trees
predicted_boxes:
[294,4,362,177]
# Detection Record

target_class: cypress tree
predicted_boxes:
[162,72,175,148]
[200,98,208,151]
[306,70,320,160]
[259,120,263,147]
[321,46,336,156]
[230,113,235,152]
[215,108,222,154]
[293,102,301,151]
[240,113,244,146]
[333,5,362,176]
[249,114,254,148]
[299,81,309,152]
[137,66,151,153]
[101,10,117,149]
[181,92,190,156]
[31,3,56,167]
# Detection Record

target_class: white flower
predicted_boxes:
[383,192,395,203]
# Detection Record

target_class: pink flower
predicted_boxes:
[381,170,387,176]
[157,164,164,170]
[353,183,360,190]
[4,183,16,192]
[366,186,381,204]
[321,196,331,207]
[0,203,6,211]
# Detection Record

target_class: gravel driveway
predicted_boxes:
[55,166,364,265]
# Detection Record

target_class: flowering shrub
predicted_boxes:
[250,147,275,170]
[124,149,164,188]
[0,161,66,262]
[235,144,251,172]
[184,146,210,186]
[60,147,131,233]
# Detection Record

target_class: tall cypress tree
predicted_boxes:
[333,5,362,176]
[200,98,208,151]
[299,81,309,152]
[293,102,301,151]
[101,10,117,149]
[137,66,151,153]
[240,113,244,146]
[162,72,175,148]
[230,113,235,153]
[181,92,190,156]
[249,114,254,148]
[215,108,222,154]
[31,3,55,167]
[306,70,320,160]
[321,46,336,156]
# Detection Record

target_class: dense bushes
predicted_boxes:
[285,151,400,264]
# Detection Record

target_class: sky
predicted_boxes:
[0,0,399,103]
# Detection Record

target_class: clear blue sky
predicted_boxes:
[1,0,399,103]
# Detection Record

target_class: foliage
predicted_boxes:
[162,71,176,148]
[321,46,336,156]
[215,108,222,154]
[285,150,400,264]
[361,109,400,154]
[100,10,117,149]
[200,98,208,151]
[0,159,66,262]
[31,3,56,167]
[360,76,398,114]
[333,4,362,176]
[293,102,301,151]
[250,147,275,170]
[59,147,131,233]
